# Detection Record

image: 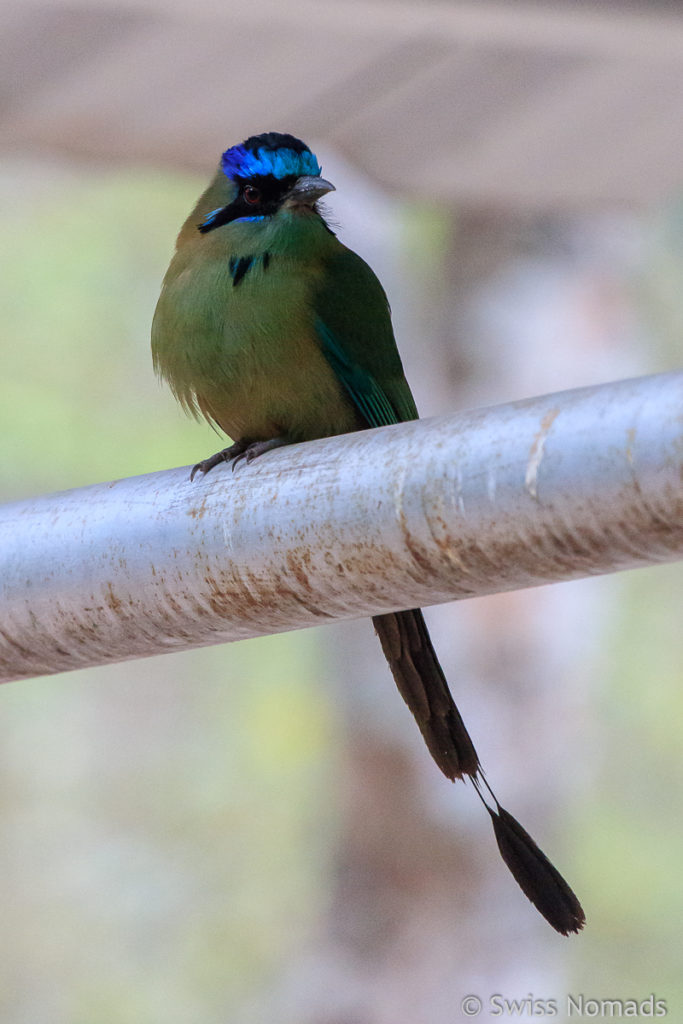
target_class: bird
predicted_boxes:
[152,131,585,935]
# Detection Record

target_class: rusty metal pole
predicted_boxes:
[0,371,681,683]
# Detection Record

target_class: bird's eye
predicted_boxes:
[243,185,261,205]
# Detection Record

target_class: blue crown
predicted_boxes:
[221,133,321,182]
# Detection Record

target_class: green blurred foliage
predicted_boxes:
[0,165,220,497]
[0,635,340,1023]
[574,562,683,1005]
[640,202,683,365]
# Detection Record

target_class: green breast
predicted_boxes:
[151,212,355,441]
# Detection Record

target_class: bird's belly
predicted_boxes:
[195,328,358,444]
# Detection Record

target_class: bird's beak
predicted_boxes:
[284,175,335,207]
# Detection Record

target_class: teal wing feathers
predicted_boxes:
[314,248,418,428]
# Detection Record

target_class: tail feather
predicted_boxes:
[488,802,585,935]
[373,608,585,935]
[373,610,479,780]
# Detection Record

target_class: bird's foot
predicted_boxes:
[230,436,290,470]
[190,441,248,481]
[190,437,289,481]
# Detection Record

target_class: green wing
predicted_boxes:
[314,248,418,428]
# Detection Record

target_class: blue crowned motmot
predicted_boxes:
[152,132,584,934]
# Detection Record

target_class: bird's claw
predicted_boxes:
[190,437,290,481]
[190,441,247,481]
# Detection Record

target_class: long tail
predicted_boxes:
[373,609,585,936]
[373,606,479,781]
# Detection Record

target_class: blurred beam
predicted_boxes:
[0,371,681,683]
[23,0,683,60]
[3,2,683,207]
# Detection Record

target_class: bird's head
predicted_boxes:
[198,132,334,235]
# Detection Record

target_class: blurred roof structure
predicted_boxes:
[3,0,683,208]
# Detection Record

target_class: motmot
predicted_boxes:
[152,132,584,935]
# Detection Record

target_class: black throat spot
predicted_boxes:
[228,252,272,287]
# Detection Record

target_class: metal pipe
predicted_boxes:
[1,371,681,683]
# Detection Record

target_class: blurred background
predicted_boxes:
[1,0,682,1021]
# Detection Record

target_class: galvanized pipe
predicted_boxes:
[1,371,681,683]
